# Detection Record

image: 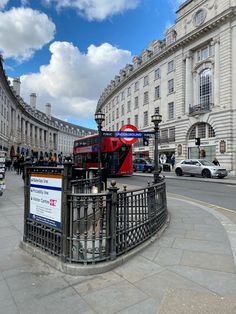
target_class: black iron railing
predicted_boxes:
[189,103,213,115]
[66,179,167,264]
[23,164,168,265]
[71,177,101,193]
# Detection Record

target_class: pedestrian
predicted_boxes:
[212,158,220,166]
[170,154,175,170]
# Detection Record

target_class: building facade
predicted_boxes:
[97,0,236,173]
[0,56,96,158]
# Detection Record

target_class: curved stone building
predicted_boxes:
[97,0,236,173]
[0,56,96,158]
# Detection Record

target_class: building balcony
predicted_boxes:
[189,103,213,116]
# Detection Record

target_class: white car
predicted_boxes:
[175,159,227,179]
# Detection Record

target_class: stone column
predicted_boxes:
[22,118,26,144]
[232,23,236,110]
[32,125,35,148]
[36,127,40,148]
[213,38,220,107]
[27,122,31,145]
[185,51,193,114]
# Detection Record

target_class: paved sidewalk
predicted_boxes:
[0,172,236,313]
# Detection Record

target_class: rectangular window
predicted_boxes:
[155,68,160,79]
[134,81,139,91]
[135,114,138,127]
[168,102,174,119]
[116,123,119,130]
[169,127,175,141]
[168,60,174,73]
[121,91,124,100]
[168,79,174,94]
[121,104,124,116]
[134,96,139,109]
[161,129,168,141]
[127,118,131,124]
[154,107,160,114]
[127,100,131,112]
[144,91,149,105]
[116,96,119,104]
[109,114,111,123]
[144,75,149,86]
[155,85,160,99]
[112,111,114,121]
[144,111,148,126]
[116,108,119,118]
[197,46,209,62]
[121,120,124,126]
[127,87,131,96]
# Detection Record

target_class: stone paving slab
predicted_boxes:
[159,288,236,314]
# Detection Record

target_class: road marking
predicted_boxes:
[167,192,236,214]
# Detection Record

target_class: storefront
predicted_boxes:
[188,139,217,161]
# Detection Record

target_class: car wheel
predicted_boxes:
[218,176,225,179]
[175,168,183,176]
[147,168,153,173]
[202,169,211,178]
[133,167,136,172]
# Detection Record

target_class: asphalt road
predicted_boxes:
[114,175,236,212]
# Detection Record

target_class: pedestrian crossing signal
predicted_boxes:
[143,137,149,146]
[195,137,200,146]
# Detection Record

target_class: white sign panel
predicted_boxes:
[30,174,62,229]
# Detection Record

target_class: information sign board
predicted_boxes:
[0,151,6,193]
[30,173,62,229]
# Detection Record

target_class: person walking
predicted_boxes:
[212,158,220,166]
[170,154,175,170]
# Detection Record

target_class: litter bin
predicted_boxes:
[162,163,171,172]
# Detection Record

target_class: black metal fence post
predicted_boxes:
[107,180,119,260]
[23,165,31,242]
[61,162,73,262]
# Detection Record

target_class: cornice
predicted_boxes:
[97,6,236,110]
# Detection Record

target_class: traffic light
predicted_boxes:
[195,137,200,146]
[143,136,149,146]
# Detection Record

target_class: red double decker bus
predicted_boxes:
[73,135,133,176]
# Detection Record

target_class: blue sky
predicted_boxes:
[0,0,185,129]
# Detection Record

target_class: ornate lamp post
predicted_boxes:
[95,110,105,192]
[151,114,162,183]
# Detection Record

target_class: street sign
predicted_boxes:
[119,124,139,145]
[115,131,143,138]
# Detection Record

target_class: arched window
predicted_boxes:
[188,123,215,140]
[199,69,212,106]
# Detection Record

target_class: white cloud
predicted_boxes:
[0,0,9,10]
[21,41,132,120]
[43,0,140,21]
[0,7,55,61]
[169,0,186,10]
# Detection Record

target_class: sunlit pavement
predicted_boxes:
[0,171,236,313]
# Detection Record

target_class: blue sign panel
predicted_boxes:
[115,131,143,138]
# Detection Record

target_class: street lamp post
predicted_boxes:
[95,110,105,192]
[151,114,162,183]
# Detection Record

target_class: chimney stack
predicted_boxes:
[45,103,51,119]
[30,93,37,110]
[13,78,21,95]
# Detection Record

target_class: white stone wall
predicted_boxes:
[98,0,236,172]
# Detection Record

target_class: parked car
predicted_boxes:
[175,159,227,178]
[133,158,162,173]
